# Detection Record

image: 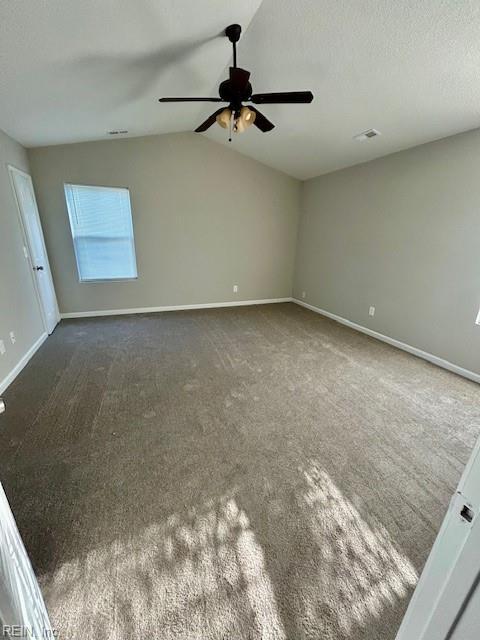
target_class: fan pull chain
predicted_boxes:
[229,113,232,142]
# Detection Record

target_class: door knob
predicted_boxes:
[34,266,44,271]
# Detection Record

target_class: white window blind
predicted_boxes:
[64,184,137,282]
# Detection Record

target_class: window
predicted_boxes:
[64,184,137,282]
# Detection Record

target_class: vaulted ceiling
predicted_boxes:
[2,0,480,179]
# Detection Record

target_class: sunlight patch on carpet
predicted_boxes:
[42,496,285,640]
[298,462,419,636]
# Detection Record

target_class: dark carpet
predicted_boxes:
[1,303,478,640]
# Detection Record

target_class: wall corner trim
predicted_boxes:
[0,332,48,394]
[293,299,480,384]
[60,298,293,319]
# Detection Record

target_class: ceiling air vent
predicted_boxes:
[353,128,381,141]
[108,130,128,135]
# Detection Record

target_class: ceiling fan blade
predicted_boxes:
[248,107,275,132]
[159,97,224,102]
[229,67,251,91]
[250,91,314,104]
[195,108,226,133]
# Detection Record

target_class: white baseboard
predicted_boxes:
[0,332,48,394]
[60,298,293,319]
[293,299,480,384]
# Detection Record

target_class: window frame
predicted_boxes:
[64,182,138,284]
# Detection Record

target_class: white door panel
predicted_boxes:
[0,483,53,639]
[450,576,480,639]
[396,434,480,639]
[8,166,59,335]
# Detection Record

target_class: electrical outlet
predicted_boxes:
[369,306,375,317]
[9,332,16,344]
[233,285,238,293]
[302,291,306,299]
[0,340,5,356]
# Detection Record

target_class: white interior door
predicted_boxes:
[9,166,59,335]
[0,482,53,639]
[0,400,53,638]
[396,432,480,639]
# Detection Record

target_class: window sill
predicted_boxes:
[79,277,138,284]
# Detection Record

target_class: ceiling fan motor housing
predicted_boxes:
[218,78,252,107]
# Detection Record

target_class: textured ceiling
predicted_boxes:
[2,0,480,179]
[0,0,263,146]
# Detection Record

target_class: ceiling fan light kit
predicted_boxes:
[216,105,256,135]
[234,106,256,133]
[159,24,314,140]
[216,108,232,129]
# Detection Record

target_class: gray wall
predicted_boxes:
[0,130,45,388]
[294,129,480,375]
[28,133,300,314]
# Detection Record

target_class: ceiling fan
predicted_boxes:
[159,24,314,139]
